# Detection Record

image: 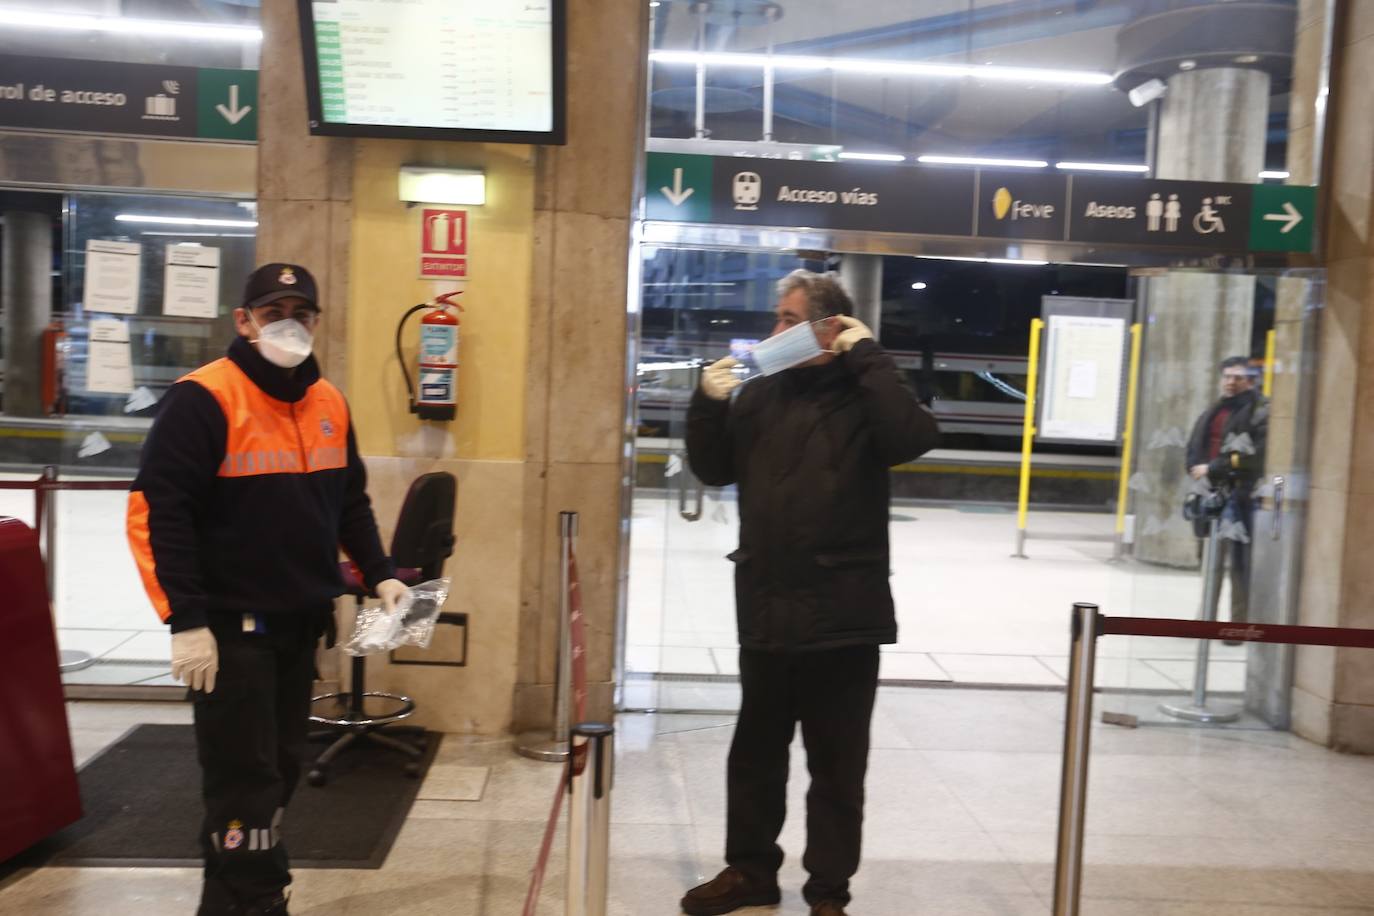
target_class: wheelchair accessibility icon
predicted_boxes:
[1193,197,1226,234]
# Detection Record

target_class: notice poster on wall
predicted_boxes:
[1039,314,1127,443]
[84,240,142,314]
[86,318,135,394]
[163,245,221,318]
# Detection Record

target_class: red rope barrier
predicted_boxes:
[1100,615,1374,650]
[0,478,132,491]
[522,533,591,916]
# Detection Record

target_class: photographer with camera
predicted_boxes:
[1183,357,1269,630]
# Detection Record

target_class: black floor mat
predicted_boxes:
[33,723,439,869]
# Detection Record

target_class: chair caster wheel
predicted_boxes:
[404,762,420,778]
[308,769,327,787]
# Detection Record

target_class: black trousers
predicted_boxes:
[193,613,320,915]
[726,644,880,907]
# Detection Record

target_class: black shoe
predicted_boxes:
[681,867,782,915]
[244,894,289,916]
[811,902,849,916]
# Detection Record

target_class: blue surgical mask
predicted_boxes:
[750,320,825,375]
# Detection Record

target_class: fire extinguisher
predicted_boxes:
[396,291,463,421]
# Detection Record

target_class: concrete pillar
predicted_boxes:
[515,0,649,729]
[1,210,53,417]
[1156,68,1272,183]
[837,254,883,340]
[1132,67,1267,568]
[1287,3,1374,753]
[255,0,353,384]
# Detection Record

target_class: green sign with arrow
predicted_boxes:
[1249,184,1316,252]
[645,153,713,223]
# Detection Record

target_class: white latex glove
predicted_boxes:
[171,627,219,694]
[375,578,411,614]
[701,357,743,401]
[832,315,875,354]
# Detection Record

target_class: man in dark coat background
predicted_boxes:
[679,270,939,916]
[1185,355,1269,627]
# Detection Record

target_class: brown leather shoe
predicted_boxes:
[810,902,849,916]
[680,866,782,915]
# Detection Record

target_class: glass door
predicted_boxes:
[1102,269,1321,728]
[622,245,800,711]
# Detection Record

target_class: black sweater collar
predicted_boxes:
[227,336,320,403]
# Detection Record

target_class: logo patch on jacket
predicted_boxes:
[320,417,334,437]
[224,820,245,850]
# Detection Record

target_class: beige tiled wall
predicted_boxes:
[1291,10,1374,751]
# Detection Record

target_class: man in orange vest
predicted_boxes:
[127,263,407,915]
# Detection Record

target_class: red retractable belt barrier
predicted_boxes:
[523,535,590,916]
[0,472,132,534]
[1099,615,1374,650]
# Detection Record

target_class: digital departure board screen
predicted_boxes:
[298,0,565,144]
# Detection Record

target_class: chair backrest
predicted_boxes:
[389,472,457,580]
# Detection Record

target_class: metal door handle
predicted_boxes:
[1271,475,1285,541]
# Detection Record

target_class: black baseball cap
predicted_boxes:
[241,263,320,312]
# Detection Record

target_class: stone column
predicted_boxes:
[514,0,649,729]
[1288,2,1374,753]
[1,210,53,417]
[1131,67,1267,568]
[255,0,353,385]
[837,254,883,339]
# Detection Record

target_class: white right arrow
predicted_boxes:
[660,168,695,206]
[216,85,253,125]
[1263,200,1302,234]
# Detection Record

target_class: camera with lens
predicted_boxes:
[1182,487,1228,537]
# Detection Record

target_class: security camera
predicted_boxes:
[1128,78,1168,108]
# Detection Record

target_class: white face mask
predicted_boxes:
[250,314,314,369]
[750,319,825,375]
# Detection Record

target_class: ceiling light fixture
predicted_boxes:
[918,155,1049,169]
[1055,161,1150,173]
[647,50,1113,87]
[838,151,906,162]
[1258,170,1290,180]
[0,10,261,41]
[911,282,928,290]
[116,214,259,228]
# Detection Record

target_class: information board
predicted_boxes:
[1036,297,1135,444]
[299,0,565,144]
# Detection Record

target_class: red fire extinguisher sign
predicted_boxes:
[420,208,468,279]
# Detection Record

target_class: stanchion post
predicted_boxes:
[1160,517,1240,723]
[517,511,580,762]
[554,511,578,745]
[566,722,614,916]
[1112,323,1143,562]
[1014,319,1044,559]
[40,465,57,596]
[1053,602,1100,916]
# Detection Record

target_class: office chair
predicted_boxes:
[307,472,456,786]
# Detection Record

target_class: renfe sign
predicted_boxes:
[0,55,258,143]
[645,153,1317,255]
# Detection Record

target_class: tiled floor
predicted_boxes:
[627,495,1251,694]
[5,691,1374,915]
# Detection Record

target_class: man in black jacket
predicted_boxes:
[127,263,407,916]
[680,271,939,916]
[1184,356,1268,626]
